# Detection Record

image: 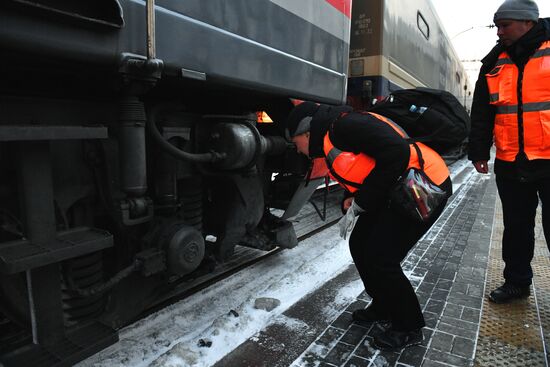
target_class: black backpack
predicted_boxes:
[367,87,471,154]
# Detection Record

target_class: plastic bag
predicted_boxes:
[338,200,364,239]
[390,168,447,222]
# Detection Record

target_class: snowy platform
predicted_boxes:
[214,167,550,367]
[78,161,550,367]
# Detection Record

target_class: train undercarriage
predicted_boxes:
[0,61,320,367]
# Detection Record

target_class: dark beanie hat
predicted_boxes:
[494,0,539,22]
[285,102,319,138]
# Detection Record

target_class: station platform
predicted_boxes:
[214,167,550,367]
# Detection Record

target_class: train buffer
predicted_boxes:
[213,163,550,367]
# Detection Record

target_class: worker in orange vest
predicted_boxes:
[285,102,451,350]
[468,0,550,303]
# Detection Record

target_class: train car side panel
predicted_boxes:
[348,0,472,110]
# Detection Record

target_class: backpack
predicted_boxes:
[367,87,471,154]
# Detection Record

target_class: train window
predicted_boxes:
[417,11,430,40]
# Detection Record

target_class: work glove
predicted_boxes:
[338,200,364,240]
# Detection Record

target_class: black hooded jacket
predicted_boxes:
[468,18,550,181]
[307,105,411,213]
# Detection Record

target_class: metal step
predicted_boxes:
[0,227,113,274]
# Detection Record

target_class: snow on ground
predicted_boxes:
[78,225,357,367]
[78,158,474,367]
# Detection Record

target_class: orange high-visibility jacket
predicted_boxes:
[323,112,449,193]
[486,40,550,162]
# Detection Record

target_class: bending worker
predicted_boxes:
[468,0,550,303]
[285,102,451,350]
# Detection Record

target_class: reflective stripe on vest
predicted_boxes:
[485,40,550,161]
[323,112,449,193]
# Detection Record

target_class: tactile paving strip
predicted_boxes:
[532,211,550,363]
[475,201,547,366]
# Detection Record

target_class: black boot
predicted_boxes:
[352,305,390,324]
[373,328,423,350]
[488,283,530,304]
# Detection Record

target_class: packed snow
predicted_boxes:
[78,223,358,367]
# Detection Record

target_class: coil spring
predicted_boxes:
[61,251,107,326]
[178,179,202,230]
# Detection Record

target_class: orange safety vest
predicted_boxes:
[486,40,550,162]
[323,112,449,193]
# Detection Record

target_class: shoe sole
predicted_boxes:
[352,318,390,325]
[373,338,423,351]
[487,294,530,304]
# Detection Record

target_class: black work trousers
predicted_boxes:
[495,175,550,287]
[349,197,447,331]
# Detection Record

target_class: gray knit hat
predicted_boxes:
[494,0,539,22]
[285,102,319,139]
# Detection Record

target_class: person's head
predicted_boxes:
[285,101,319,157]
[493,0,539,46]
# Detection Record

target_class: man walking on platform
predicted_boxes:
[468,0,550,303]
[285,102,451,350]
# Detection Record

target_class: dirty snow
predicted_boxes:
[78,224,356,367]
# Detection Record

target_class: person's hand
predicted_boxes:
[473,160,489,174]
[338,200,364,240]
[342,197,354,212]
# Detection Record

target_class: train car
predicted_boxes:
[0,1,351,365]
[347,0,472,111]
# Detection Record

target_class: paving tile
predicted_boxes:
[446,294,482,310]
[353,338,377,360]
[371,351,400,366]
[430,288,450,302]
[450,281,469,295]
[319,363,338,367]
[439,316,478,332]
[317,327,346,347]
[343,356,370,367]
[340,325,368,346]
[424,349,470,366]
[451,336,475,359]
[416,291,431,307]
[435,279,453,291]
[439,269,456,280]
[323,342,356,366]
[418,282,437,294]
[429,331,454,353]
[460,307,480,324]
[331,312,354,330]
[412,267,429,278]
[436,321,477,340]
[421,359,453,367]
[423,273,441,284]
[442,303,463,319]
[466,284,483,298]
[421,328,434,347]
[397,345,427,366]
[424,299,445,314]
[423,311,440,329]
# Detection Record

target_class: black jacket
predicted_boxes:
[308,106,411,213]
[468,18,550,181]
